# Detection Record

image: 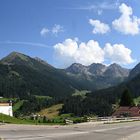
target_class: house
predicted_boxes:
[0,101,13,117]
[112,106,140,117]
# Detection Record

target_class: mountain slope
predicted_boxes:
[66,63,130,90]
[0,52,80,98]
[0,52,132,98]
[129,63,140,79]
[89,63,140,103]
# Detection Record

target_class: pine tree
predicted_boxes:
[120,89,135,106]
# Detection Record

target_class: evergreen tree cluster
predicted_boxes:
[61,96,113,117]
[120,89,135,106]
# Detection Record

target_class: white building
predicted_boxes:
[0,102,13,117]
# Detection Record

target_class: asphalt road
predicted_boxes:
[0,121,140,140]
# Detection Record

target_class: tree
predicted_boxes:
[43,116,47,123]
[120,89,135,106]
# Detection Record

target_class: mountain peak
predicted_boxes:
[7,51,27,57]
[109,63,121,68]
[66,63,87,74]
[104,63,130,78]
[89,63,106,66]
[88,63,107,76]
[70,63,85,67]
[9,51,24,56]
[1,52,29,65]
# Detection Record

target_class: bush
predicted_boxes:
[72,117,87,124]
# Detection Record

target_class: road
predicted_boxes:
[0,121,140,140]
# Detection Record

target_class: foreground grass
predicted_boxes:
[0,113,65,125]
[0,113,34,124]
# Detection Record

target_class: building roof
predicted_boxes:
[112,106,140,117]
[0,103,11,106]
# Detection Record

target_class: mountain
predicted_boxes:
[88,63,107,76]
[0,52,132,98]
[104,63,130,78]
[66,63,88,75]
[128,63,140,79]
[89,63,140,103]
[66,62,130,90]
[1,52,32,65]
[1,52,53,70]
[0,52,80,98]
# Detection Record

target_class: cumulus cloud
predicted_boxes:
[40,24,64,37]
[104,43,135,65]
[40,28,49,37]
[54,39,104,67]
[89,19,110,34]
[112,3,140,35]
[53,39,135,67]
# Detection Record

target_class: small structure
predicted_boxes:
[112,106,140,117]
[65,119,73,125]
[0,101,13,117]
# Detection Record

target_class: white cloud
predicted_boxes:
[53,39,135,67]
[72,1,120,11]
[89,19,110,34]
[54,39,104,67]
[40,24,64,37]
[0,41,49,48]
[40,28,49,37]
[104,43,135,65]
[52,24,64,36]
[112,3,140,35]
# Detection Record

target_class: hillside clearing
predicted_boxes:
[38,104,63,119]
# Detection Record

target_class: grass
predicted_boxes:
[35,95,52,100]
[0,113,34,124]
[38,104,63,119]
[0,113,65,125]
[72,90,90,98]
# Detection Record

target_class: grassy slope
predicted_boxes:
[0,113,34,124]
[38,104,63,119]
[72,90,89,96]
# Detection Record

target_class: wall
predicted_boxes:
[0,106,13,117]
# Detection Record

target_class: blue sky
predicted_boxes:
[0,0,140,68]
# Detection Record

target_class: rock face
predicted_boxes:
[66,63,88,75]
[104,63,130,78]
[66,63,130,79]
[66,63,130,90]
[88,63,107,76]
